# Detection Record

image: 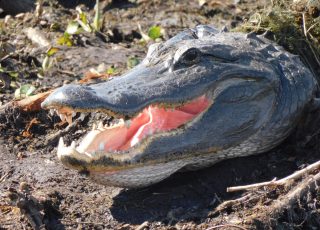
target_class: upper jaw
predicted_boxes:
[41,61,215,117]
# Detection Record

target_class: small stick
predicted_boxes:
[227,159,320,192]
[302,13,307,37]
[57,69,77,77]
[0,53,13,62]
[0,171,10,183]
[213,193,255,213]
[61,220,105,226]
[206,224,247,230]
[306,21,320,34]
[252,171,320,224]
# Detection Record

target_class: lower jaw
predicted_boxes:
[88,158,189,188]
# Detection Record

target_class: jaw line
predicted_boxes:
[56,94,213,170]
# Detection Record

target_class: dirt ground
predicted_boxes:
[1,0,320,229]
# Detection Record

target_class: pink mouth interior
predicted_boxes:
[86,95,210,152]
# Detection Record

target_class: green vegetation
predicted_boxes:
[106,66,118,75]
[57,0,102,47]
[138,24,164,43]
[148,26,162,40]
[236,0,320,76]
[14,84,36,99]
[127,56,140,69]
[0,65,18,80]
[42,47,59,72]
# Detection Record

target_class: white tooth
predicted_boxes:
[59,114,66,122]
[66,115,72,125]
[131,107,153,147]
[92,123,96,130]
[49,109,55,116]
[80,113,86,121]
[125,120,131,128]
[71,141,76,149]
[99,142,104,151]
[98,121,104,130]
[58,137,65,149]
[57,137,65,159]
[72,112,77,118]
[148,128,153,135]
[76,129,100,153]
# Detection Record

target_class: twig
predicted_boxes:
[0,171,11,183]
[0,48,25,62]
[302,13,307,37]
[306,21,320,34]
[206,224,247,230]
[0,53,13,62]
[61,220,105,226]
[227,159,320,192]
[305,39,320,67]
[57,69,77,77]
[213,193,254,212]
[253,171,320,223]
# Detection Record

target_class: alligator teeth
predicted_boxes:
[117,118,125,127]
[59,114,66,122]
[49,109,55,116]
[99,142,104,151]
[98,121,104,130]
[105,118,125,129]
[72,112,77,118]
[92,123,97,130]
[79,113,86,121]
[59,137,65,149]
[57,137,92,163]
[125,120,131,128]
[76,129,101,153]
[66,114,72,125]
[71,141,76,149]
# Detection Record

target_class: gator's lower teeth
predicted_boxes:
[59,114,66,122]
[98,121,104,130]
[125,120,131,128]
[49,109,55,116]
[99,142,104,151]
[79,113,86,121]
[66,115,72,124]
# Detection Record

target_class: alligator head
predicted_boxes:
[42,25,317,188]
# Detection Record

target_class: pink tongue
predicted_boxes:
[99,96,210,151]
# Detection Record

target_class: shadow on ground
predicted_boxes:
[110,141,312,225]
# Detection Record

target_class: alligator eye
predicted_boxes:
[180,48,200,65]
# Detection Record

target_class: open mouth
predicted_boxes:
[53,95,210,161]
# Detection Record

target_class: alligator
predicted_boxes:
[42,25,319,188]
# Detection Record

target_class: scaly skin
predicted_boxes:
[42,25,318,188]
